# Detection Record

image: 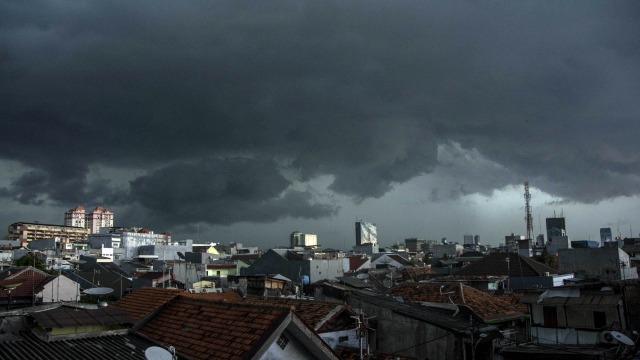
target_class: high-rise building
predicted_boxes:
[65,205,114,234]
[546,216,566,241]
[355,221,377,246]
[64,205,86,228]
[86,206,114,234]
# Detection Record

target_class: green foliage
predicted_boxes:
[534,249,555,268]
[14,253,46,270]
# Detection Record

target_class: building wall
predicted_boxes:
[343,297,462,360]
[121,232,169,260]
[39,275,80,303]
[432,244,462,258]
[308,259,344,283]
[319,329,360,349]
[260,330,318,360]
[558,247,638,280]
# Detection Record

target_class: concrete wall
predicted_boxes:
[308,259,343,283]
[343,297,462,359]
[558,247,638,280]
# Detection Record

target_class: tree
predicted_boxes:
[534,249,555,268]
[14,253,47,272]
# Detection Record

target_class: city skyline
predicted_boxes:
[1,2,640,249]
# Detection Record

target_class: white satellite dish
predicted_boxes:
[83,287,114,296]
[356,273,369,280]
[145,346,174,360]
[611,331,635,346]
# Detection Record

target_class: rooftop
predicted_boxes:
[135,296,291,360]
[390,282,527,322]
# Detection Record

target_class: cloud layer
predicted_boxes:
[1,1,639,231]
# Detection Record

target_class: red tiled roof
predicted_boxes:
[111,287,245,322]
[137,297,290,360]
[182,289,243,302]
[240,296,347,331]
[111,287,183,321]
[390,282,526,322]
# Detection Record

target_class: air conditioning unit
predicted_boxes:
[598,331,616,344]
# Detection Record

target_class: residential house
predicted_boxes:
[519,283,631,345]
[131,296,340,360]
[0,266,53,309]
[390,282,530,343]
[240,296,360,350]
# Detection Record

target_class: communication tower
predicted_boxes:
[524,182,533,240]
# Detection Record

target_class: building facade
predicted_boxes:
[65,205,114,234]
[6,222,89,246]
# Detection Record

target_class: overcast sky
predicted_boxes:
[2,1,639,249]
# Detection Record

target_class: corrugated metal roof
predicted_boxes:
[0,332,146,360]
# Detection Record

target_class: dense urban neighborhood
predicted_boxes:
[0,205,638,359]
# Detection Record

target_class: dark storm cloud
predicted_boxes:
[1,1,640,227]
[128,157,338,227]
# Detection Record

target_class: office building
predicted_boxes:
[355,221,377,246]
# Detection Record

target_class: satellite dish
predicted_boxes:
[83,287,114,296]
[145,346,174,360]
[177,252,185,259]
[611,331,635,346]
[356,273,369,280]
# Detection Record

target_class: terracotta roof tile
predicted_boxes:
[390,282,527,322]
[137,297,290,360]
[111,287,183,321]
[240,295,346,331]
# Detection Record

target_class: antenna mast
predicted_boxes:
[524,182,533,240]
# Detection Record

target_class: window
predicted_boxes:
[594,311,606,329]
[277,334,289,350]
[543,306,558,327]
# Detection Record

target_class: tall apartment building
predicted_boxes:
[65,205,114,234]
